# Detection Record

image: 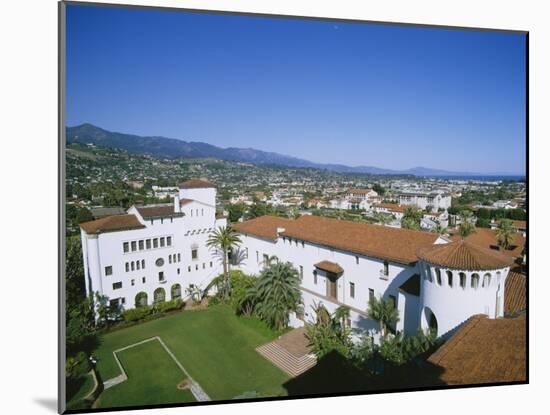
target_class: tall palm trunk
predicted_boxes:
[222,247,229,301]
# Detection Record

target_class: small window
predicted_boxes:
[123,242,129,253]
[369,288,375,304]
[447,270,453,287]
[483,273,491,288]
[160,237,165,247]
[125,262,129,272]
[131,261,135,271]
[153,238,159,248]
[203,263,206,269]
[210,261,213,268]
[178,253,181,262]
[201,209,204,216]
[350,282,355,298]
[138,240,144,250]
[188,266,191,272]
[435,268,442,286]
[141,259,145,269]
[177,268,180,275]
[302,241,305,248]
[121,297,126,305]
[256,251,259,263]
[142,277,146,283]
[263,254,269,264]
[113,282,122,290]
[159,272,165,282]
[131,241,137,252]
[136,261,140,270]
[383,261,389,276]
[167,236,172,246]
[459,272,466,289]
[131,279,135,286]
[155,258,165,267]
[355,256,359,265]
[169,255,172,264]
[313,270,318,285]
[105,266,113,276]
[299,266,303,280]
[471,273,480,290]
[146,239,151,249]
[192,248,198,260]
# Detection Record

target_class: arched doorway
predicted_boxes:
[154,287,166,304]
[171,283,182,300]
[423,306,438,337]
[135,292,148,308]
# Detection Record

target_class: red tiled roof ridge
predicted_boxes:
[178,178,216,189]
[417,239,514,270]
[80,214,145,235]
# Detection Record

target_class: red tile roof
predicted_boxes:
[232,216,293,241]
[136,205,177,219]
[504,271,526,315]
[428,314,526,385]
[178,179,216,189]
[450,228,525,259]
[374,203,407,213]
[234,215,439,264]
[417,239,514,270]
[314,261,344,274]
[80,214,145,235]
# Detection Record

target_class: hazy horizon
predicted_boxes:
[66,5,527,175]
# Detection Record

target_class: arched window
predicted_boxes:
[171,284,182,300]
[435,268,442,286]
[131,261,135,271]
[483,273,492,288]
[471,273,480,290]
[446,270,453,287]
[496,271,502,285]
[135,292,148,308]
[425,265,432,282]
[459,272,466,289]
[154,287,166,304]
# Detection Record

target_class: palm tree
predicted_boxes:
[334,305,351,329]
[254,261,302,330]
[367,296,399,339]
[432,223,447,235]
[206,226,242,301]
[401,206,422,230]
[496,219,515,249]
[458,220,475,238]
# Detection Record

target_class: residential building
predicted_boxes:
[399,191,451,212]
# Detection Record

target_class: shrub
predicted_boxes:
[66,351,91,380]
[157,299,184,313]
[122,306,153,322]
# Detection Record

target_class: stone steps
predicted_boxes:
[256,342,316,377]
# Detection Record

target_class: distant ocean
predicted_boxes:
[430,175,526,181]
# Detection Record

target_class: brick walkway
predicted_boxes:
[256,327,316,377]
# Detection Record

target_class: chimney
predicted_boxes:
[174,193,180,213]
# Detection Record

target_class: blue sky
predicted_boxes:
[66,4,526,174]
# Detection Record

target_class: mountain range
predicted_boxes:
[66,124,521,178]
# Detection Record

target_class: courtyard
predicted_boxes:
[91,305,291,408]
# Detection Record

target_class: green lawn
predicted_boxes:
[93,305,290,405]
[97,339,195,408]
[66,372,95,410]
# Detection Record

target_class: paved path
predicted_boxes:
[102,336,211,401]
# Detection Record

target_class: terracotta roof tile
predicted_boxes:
[80,214,145,235]
[136,205,180,219]
[417,239,514,270]
[504,271,526,315]
[234,215,439,264]
[314,260,344,274]
[374,203,407,213]
[428,314,526,385]
[450,228,525,259]
[232,216,293,241]
[178,179,216,189]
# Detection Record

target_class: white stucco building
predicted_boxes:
[80,179,227,310]
[233,215,514,339]
[399,191,451,212]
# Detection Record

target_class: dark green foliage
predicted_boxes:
[401,206,422,230]
[228,203,246,223]
[254,261,302,330]
[122,306,153,322]
[476,217,491,228]
[367,296,400,338]
[306,304,353,359]
[206,226,242,301]
[372,183,386,196]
